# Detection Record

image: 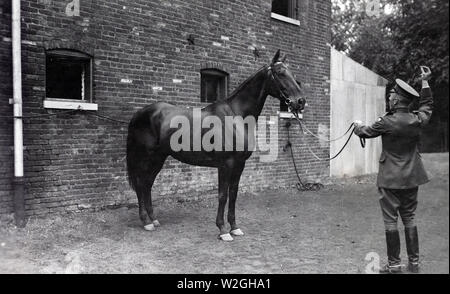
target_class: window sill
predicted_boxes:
[278,111,303,119]
[43,99,98,111]
[270,12,300,26]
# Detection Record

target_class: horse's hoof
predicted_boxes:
[144,224,155,231]
[230,228,244,236]
[218,233,234,242]
[153,220,161,227]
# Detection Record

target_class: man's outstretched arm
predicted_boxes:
[415,66,433,126]
[353,117,388,139]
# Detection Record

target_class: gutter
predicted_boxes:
[11,0,25,227]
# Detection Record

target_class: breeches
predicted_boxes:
[378,187,419,231]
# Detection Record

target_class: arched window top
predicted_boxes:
[201,68,229,77]
[200,68,229,103]
[46,49,92,59]
[45,49,93,102]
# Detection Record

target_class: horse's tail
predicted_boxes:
[126,120,140,192]
[127,111,154,192]
[126,105,162,191]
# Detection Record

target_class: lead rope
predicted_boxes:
[284,107,366,191]
[291,111,365,161]
[285,121,324,191]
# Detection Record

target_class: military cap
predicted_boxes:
[393,78,420,100]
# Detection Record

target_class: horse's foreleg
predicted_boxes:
[216,166,232,241]
[228,163,245,236]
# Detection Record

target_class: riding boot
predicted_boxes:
[405,226,420,273]
[379,230,402,274]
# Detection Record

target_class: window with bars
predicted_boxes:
[271,0,300,22]
[200,69,229,103]
[46,49,93,102]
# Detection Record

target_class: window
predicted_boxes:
[46,49,93,102]
[271,0,300,25]
[200,69,229,103]
[272,0,298,19]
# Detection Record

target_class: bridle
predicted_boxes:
[267,63,295,109]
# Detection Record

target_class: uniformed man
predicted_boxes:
[353,66,433,274]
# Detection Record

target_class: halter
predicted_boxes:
[267,64,293,108]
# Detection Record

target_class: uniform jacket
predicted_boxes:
[354,87,433,189]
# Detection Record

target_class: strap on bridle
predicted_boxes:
[268,65,293,109]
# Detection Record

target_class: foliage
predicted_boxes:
[332,0,449,151]
[331,0,449,86]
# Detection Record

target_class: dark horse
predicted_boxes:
[126,50,306,241]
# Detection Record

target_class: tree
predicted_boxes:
[332,0,449,151]
[386,0,449,86]
[332,0,449,86]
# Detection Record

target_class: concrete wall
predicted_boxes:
[330,48,387,177]
[0,0,331,216]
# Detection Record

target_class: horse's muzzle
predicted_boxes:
[290,97,306,112]
[298,97,306,111]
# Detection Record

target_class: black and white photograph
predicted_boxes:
[0,0,448,279]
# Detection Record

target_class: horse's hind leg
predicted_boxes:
[142,156,166,231]
[136,185,152,230]
[228,162,245,237]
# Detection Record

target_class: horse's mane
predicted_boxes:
[225,65,268,101]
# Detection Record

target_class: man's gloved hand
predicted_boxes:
[353,120,363,126]
[419,66,432,81]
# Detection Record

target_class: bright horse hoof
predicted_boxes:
[153,220,161,227]
[218,233,234,242]
[230,228,244,236]
[144,223,155,231]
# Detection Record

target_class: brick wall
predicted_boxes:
[0,0,331,216]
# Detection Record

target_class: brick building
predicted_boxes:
[0,0,331,216]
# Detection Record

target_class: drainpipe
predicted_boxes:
[12,0,25,227]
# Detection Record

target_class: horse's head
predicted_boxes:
[267,50,307,112]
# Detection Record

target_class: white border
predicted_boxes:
[43,99,98,111]
[270,12,300,26]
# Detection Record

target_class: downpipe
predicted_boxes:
[12,0,26,227]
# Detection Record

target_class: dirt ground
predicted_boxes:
[0,153,448,274]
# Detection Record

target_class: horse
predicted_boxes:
[126,50,306,241]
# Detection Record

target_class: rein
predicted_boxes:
[272,65,366,190]
[290,111,366,161]
[284,112,365,191]
[268,63,366,161]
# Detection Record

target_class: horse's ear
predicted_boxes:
[281,54,287,63]
[271,49,281,65]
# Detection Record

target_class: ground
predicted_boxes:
[0,153,448,274]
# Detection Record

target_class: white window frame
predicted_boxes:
[271,12,300,26]
[44,49,97,110]
[278,111,303,119]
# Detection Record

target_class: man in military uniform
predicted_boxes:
[353,66,433,273]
